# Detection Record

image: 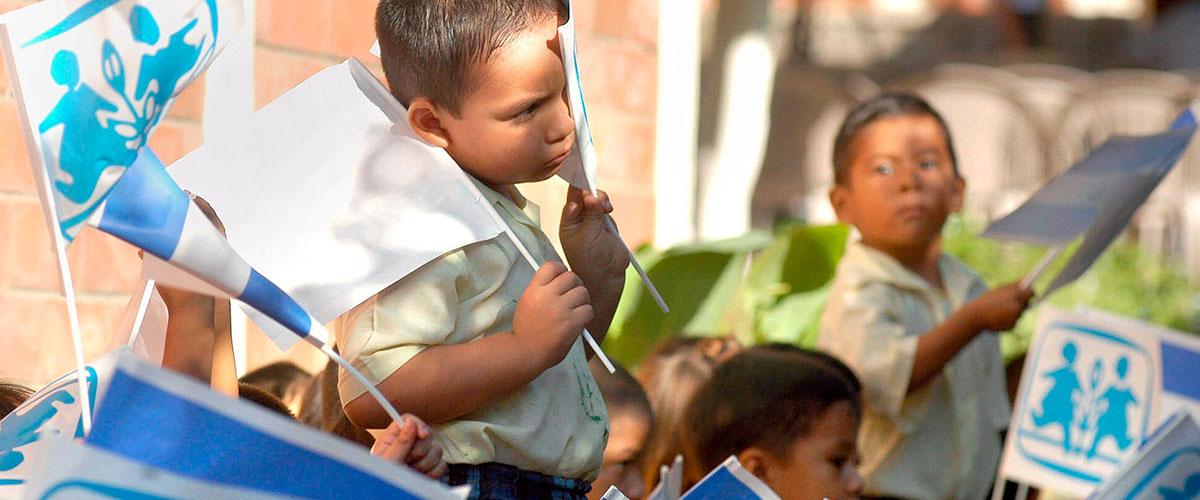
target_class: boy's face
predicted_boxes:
[829,114,964,257]
[746,401,863,500]
[435,16,575,188]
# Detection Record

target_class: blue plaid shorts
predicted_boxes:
[444,462,591,500]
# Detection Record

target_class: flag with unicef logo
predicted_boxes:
[1089,411,1200,500]
[0,349,124,498]
[996,307,1200,497]
[0,0,242,242]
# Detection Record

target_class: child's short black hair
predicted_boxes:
[375,0,567,114]
[590,357,652,421]
[0,380,32,419]
[238,360,310,403]
[680,346,862,476]
[832,92,959,185]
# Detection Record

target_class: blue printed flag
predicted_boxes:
[0,0,242,242]
[679,457,781,500]
[1088,411,1200,500]
[83,351,466,500]
[0,349,124,498]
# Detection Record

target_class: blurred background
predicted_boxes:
[1,0,1198,383]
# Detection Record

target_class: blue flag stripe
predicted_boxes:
[95,148,188,259]
[1170,108,1197,131]
[238,269,312,338]
[1161,340,1200,401]
[87,368,428,500]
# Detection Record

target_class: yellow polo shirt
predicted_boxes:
[334,177,608,481]
[818,242,1010,500]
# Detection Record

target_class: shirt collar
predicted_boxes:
[468,175,542,229]
[842,241,977,307]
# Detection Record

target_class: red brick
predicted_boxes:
[146,119,203,165]
[594,0,632,39]
[254,46,336,110]
[72,227,142,295]
[0,1,36,16]
[0,197,74,291]
[166,75,205,122]
[580,42,657,115]
[0,291,69,382]
[0,58,9,96]
[629,0,658,48]
[588,110,656,187]
[607,190,653,248]
[257,0,332,56]
[0,97,35,194]
[327,0,379,59]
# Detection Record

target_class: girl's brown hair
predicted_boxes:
[679,345,862,485]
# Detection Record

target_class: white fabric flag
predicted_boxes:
[648,454,684,500]
[602,486,633,500]
[154,58,505,350]
[1089,411,1200,500]
[0,348,125,499]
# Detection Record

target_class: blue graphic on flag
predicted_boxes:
[1016,322,1154,484]
[3,0,238,240]
[93,148,323,343]
[679,457,780,500]
[84,353,463,500]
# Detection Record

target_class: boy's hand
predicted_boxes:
[559,187,629,291]
[513,262,594,370]
[967,283,1034,332]
[371,414,447,479]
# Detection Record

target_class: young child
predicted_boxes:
[588,358,653,500]
[336,1,629,498]
[679,345,864,500]
[819,93,1033,500]
[636,336,740,486]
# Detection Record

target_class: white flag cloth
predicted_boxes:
[679,456,781,500]
[648,454,684,500]
[0,348,125,499]
[0,0,243,242]
[602,486,633,500]
[154,58,506,350]
[20,436,303,500]
[1088,411,1200,500]
[81,351,467,500]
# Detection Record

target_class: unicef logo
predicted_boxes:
[1015,322,1156,483]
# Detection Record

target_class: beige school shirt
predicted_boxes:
[818,242,1010,500]
[334,178,608,481]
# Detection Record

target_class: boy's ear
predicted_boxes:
[829,184,853,225]
[950,175,965,213]
[407,98,451,148]
[737,448,772,482]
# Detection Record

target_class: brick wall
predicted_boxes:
[0,0,659,382]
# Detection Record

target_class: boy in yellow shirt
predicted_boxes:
[335,1,628,498]
[819,93,1033,500]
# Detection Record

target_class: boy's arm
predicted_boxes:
[559,187,629,344]
[908,282,1033,393]
[344,262,593,429]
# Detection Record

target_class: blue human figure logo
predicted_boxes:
[1033,341,1084,453]
[0,389,75,471]
[129,6,203,133]
[37,49,137,207]
[1087,356,1138,459]
[1158,473,1200,500]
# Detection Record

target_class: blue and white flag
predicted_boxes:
[983,103,1200,295]
[21,436,302,500]
[90,148,332,345]
[0,0,243,242]
[0,349,124,499]
[648,454,684,500]
[678,457,781,500]
[82,351,466,500]
[1089,411,1200,500]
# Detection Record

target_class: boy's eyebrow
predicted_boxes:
[500,90,554,116]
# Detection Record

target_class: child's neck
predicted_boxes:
[868,238,945,290]
[484,181,524,207]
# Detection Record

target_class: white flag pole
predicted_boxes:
[0,24,92,435]
[126,279,157,348]
[1020,245,1065,290]
[600,202,668,314]
[318,342,408,427]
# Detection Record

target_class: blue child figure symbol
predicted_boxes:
[38,50,137,206]
[129,6,204,131]
[1033,341,1084,453]
[1086,355,1138,459]
[1158,473,1200,500]
[0,390,75,471]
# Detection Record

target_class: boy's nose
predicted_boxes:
[897,163,924,192]
[547,93,575,144]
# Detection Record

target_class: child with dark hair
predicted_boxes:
[680,346,865,500]
[239,361,311,416]
[636,336,740,487]
[337,1,630,498]
[0,381,33,419]
[588,358,653,500]
[299,356,376,449]
[820,92,1033,500]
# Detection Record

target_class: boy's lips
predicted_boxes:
[546,146,572,168]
